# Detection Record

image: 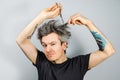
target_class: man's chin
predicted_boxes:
[47,57,56,62]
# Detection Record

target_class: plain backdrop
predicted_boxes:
[0,0,120,80]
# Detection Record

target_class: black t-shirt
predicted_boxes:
[33,50,90,80]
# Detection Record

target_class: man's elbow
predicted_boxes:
[106,46,115,57]
[110,47,115,56]
[16,37,19,43]
[16,36,21,44]
[16,36,23,45]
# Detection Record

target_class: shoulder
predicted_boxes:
[71,54,91,61]
[70,54,91,67]
[33,50,47,67]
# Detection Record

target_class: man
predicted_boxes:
[16,3,115,80]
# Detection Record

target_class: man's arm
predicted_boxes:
[85,21,115,69]
[68,13,115,69]
[16,3,62,64]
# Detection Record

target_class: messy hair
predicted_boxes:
[37,20,71,43]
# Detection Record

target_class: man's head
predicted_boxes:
[37,20,71,62]
[37,20,71,43]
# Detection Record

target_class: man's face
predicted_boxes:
[41,32,67,62]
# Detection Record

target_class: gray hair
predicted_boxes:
[37,20,71,43]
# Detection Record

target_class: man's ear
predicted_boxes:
[62,42,68,50]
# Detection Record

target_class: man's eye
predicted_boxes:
[42,44,47,47]
[51,43,55,46]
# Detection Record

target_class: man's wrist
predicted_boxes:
[85,20,93,27]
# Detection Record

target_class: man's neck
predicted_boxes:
[52,54,67,64]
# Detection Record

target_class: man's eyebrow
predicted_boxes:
[49,41,57,44]
[41,42,45,45]
[41,41,56,44]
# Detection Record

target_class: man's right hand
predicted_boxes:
[40,3,62,20]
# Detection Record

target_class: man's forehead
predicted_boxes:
[41,33,60,44]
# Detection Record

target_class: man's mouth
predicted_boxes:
[47,53,54,57]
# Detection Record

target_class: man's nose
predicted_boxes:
[46,46,51,52]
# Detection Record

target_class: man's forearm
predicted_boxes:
[86,21,114,53]
[90,30,107,51]
[26,24,38,39]
[16,14,45,44]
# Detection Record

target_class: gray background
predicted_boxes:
[0,0,120,80]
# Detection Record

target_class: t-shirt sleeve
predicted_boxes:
[74,53,91,75]
[33,50,46,67]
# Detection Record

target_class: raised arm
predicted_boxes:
[68,13,115,69]
[16,3,62,64]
